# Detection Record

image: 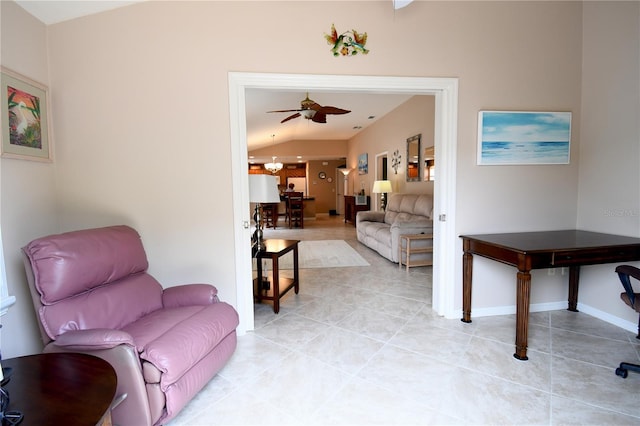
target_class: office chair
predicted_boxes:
[614,264,640,378]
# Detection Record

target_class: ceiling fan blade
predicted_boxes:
[312,112,327,123]
[267,109,302,113]
[319,106,351,115]
[307,102,323,112]
[281,112,301,123]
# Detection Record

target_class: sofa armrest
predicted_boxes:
[389,220,434,262]
[53,328,135,351]
[356,210,385,224]
[162,283,219,308]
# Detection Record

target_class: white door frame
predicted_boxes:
[374,151,389,211]
[229,73,458,334]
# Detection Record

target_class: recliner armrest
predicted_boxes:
[53,328,135,350]
[162,284,219,308]
[356,211,385,224]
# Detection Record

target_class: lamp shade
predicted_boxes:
[339,168,352,177]
[249,174,281,203]
[372,180,393,194]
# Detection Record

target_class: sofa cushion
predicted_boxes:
[385,194,433,225]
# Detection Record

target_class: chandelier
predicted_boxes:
[264,156,283,174]
[264,134,283,173]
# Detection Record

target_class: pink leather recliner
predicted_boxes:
[22,225,239,426]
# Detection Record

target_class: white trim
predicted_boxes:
[471,301,568,318]
[229,73,459,333]
[471,301,638,335]
[577,303,638,335]
[373,151,389,211]
[0,226,13,317]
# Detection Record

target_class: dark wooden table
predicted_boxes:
[2,352,117,425]
[255,239,300,313]
[460,230,640,360]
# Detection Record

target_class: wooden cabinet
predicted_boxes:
[344,195,370,225]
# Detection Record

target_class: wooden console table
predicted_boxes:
[2,352,117,425]
[344,195,370,225]
[460,230,640,360]
[255,239,300,313]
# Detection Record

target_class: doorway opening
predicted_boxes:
[229,73,458,334]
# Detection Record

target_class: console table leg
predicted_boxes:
[462,245,473,323]
[293,244,300,295]
[272,258,280,314]
[514,270,531,360]
[568,265,580,312]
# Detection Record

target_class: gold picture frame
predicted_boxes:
[1,67,53,162]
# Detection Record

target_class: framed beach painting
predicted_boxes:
[358,153,368,175]
[477,111,571,165]
[1,67,52,162]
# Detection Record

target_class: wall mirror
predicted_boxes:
[424,145,435,181]
[406,134,421,182]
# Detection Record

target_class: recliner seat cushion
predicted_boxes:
[123,302,239,388]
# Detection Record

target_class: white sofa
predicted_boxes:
[356,193,433,263]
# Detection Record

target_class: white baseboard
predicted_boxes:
[470,301,567,318]
[461,301,637,334]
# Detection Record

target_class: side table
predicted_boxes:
[399,234,434,271]
[255,239,300,313]
[2,352,117,425]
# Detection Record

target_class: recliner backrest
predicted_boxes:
[22,225,164,342]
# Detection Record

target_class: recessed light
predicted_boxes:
[297,156,302,159]
[368,115,375,120]
[353,125,363,130]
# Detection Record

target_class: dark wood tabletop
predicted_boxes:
[2,352,117,425]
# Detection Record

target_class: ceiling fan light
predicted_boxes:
[301,109,317,120]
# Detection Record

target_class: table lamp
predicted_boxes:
[249,174,281,251]
[372,180,393,211]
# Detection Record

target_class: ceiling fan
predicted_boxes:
[267,93,351,124]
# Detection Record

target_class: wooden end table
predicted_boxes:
[2,352,117,425]
[399,234,434,271]
[255,239,300,313]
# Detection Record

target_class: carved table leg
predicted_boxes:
[514,270,532,360]
[462,243,473,323]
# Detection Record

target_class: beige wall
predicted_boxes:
[307,159,345,213]
[1,1,638,357]
[0,1,57,356]
[576,2,640,324]
[347,95,435,197]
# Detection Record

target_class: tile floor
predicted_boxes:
[169,215,640,425]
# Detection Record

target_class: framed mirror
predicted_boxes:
[406,134,421,182]
[424,145,435,181]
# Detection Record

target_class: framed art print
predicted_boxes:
[358,152,368,175]
[477,111,571,165]
[1,67,52,162]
